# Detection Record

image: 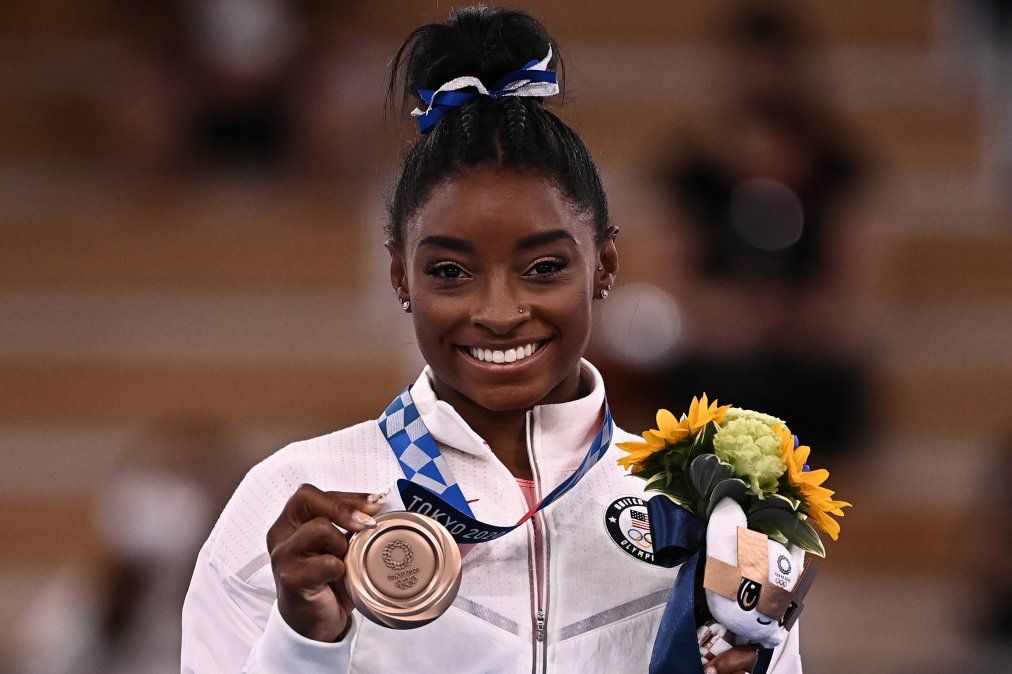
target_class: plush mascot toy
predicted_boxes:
[697,498,816,659]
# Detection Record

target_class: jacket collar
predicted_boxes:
[408,358,606,472]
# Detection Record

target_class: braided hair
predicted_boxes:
[386,5,610,247]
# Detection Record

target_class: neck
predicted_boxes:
[430,366,586,481]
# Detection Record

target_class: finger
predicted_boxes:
[279,517,349,559]
[283,484,388,529]
[279,555,347,596]
[331,572,355,615]
[706,646,758,674]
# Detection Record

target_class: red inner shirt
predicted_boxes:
[515,478,545,611]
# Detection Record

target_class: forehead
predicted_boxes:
[404,168,594,251]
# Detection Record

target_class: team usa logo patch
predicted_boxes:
[605,497,663,566]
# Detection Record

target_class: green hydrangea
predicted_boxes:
[722,407,785,428]
[713,416,786,495]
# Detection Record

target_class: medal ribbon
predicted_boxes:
[378,386,613,544]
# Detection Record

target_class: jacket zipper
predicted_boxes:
[526,410,550,674]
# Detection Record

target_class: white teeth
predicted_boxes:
[466,341,545,364]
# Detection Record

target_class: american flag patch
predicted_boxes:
[630,509,650,530]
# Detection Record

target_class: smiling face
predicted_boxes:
[388,167,617,413]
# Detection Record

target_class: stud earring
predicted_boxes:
[597,265,603,271]
[401,299,411,312]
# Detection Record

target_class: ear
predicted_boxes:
[594,225,620,294]
[386,239,409,302]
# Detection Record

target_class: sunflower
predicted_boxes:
[683,393,732,432]
[775,425,851,540]
[616,408,689,471]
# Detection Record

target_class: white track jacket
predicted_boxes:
[181,359,802,673]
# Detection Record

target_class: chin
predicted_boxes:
[454,379,552,413]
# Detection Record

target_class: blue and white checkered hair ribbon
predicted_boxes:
[410,45,559,134]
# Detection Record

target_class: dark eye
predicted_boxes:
[428,262,469,279]
[525,258,568,276]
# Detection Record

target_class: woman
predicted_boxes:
[181,7,801,673]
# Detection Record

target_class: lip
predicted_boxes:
[455,339,551,373]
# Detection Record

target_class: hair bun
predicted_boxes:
[389,5,562,109]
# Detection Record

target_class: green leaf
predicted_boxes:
[751,519,789,546]
[644,473,668,493]
[686,420,718,465]
[747,508,826,557]
[646,471,698,509]
[706,477,750,517]
[662,438,694,472]
[747,493,798,513]
[689,454,734,499]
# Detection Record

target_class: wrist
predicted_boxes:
[278,596,350,643]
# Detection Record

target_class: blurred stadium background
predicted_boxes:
[1,1,1010,672]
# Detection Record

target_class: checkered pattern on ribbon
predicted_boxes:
[378,386,614,531]
[378,387,473,516]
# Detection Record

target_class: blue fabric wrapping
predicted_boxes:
[647,496,706,674]
[414,65,558,133]
[646,496,773,674]
[647,495,706,567]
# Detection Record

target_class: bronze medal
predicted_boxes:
[344,511,461,629]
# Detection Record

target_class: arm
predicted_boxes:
[181,531,362,674]
[181,481,383,673]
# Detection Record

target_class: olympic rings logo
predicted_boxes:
[626,529,652,545]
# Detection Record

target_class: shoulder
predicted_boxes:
[248,418,395,492]
[204,418,401,578]
[610,423,641,446]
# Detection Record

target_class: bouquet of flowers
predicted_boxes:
[619,395,852,666]
[617,394,850,557]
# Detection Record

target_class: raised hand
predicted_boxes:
[266,483,388,641]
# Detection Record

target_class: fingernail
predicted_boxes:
[367,488,390,504]
[352,511,377,527]
[704,668,716,674]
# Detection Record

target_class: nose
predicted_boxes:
[471,279,529,335]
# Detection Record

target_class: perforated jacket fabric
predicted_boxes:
[181,359,802,673]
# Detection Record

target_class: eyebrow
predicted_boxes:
[418,235,474,252]
[515,229,577,250]
[418,229,576,253]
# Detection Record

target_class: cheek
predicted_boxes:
[410,302,461,348]
[545,287,593,336]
